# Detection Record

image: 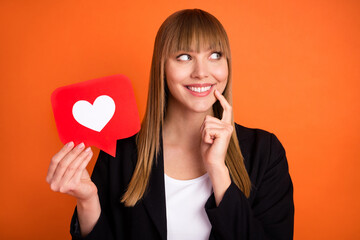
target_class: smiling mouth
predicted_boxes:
[186,85,214,93]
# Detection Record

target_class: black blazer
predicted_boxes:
[70,124,294,239]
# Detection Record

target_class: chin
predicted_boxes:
[187,101,216,114]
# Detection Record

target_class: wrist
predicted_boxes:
[76,193,101,237]
[205,162,228,175]
[77,193,99,210]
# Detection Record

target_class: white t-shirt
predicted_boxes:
[164,173,213,240]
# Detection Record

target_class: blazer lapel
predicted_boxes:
[142,136,167,240]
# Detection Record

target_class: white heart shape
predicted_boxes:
[72,95,116,132]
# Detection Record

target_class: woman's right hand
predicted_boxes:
[46,142,97,202]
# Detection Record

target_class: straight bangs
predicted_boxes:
[163,10,231,59]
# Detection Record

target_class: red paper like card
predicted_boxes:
[51,74,140,157]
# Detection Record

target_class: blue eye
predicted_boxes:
[210,52,222,60]
[177,54,191,61]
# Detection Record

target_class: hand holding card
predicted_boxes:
[51,74,141,157]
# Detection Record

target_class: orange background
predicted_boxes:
[1,0,359,239]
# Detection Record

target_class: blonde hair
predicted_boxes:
[121,9,251,206]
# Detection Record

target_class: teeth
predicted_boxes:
[187,86,212,93]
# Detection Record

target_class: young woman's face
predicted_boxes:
[164,47,228,114]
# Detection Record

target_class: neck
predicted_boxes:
[163,99,213,147]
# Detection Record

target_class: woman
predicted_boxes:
[47,9,294,239]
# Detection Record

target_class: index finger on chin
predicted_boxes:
[214,89,232,124]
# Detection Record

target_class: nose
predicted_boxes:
[190,59,209,79]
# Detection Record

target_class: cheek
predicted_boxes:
[212,64,228,93]
[213,65,228,83]
[165,63,187,86]
[213,59,228,80]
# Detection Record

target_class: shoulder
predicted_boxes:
[234,123,288,188]
[234,123,285,154]
[96,134,138,163]
[91,134,138,196]
[114,133,138,169]
[94,134,138,179]
[115,134,138,158]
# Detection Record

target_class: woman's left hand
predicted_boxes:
[200,89,233,172]
[200,89,233,205]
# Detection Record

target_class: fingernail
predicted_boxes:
[85,147,91,152]
[66,142,74,148]
[78,143,85,149]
